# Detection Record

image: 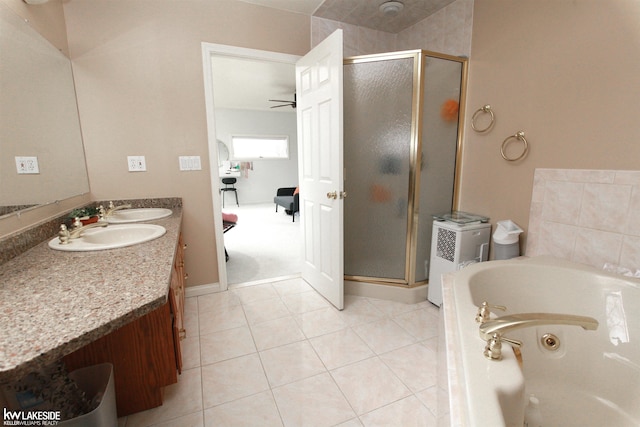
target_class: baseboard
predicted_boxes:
[185,282,221,298]
[345,280,428,304]
[229,274,302,289]
[185,278,428,304]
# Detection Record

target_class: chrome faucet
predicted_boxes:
[57,220,108,244]
[68,221,108,239]
[100,201,132,217]
[479,313,599,360]
[479,313,599,341]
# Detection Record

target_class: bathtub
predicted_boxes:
[440,256,640,426]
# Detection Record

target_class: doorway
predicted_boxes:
[201,43,301,290]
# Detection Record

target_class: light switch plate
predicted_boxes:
[179,156,202,171]
[15,156,39,174]
[127,156,146,172]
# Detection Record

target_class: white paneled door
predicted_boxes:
[295,30,344,310]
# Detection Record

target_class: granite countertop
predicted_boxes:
[0,208,182,383]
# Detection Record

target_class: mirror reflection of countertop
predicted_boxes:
[0,208,182,383]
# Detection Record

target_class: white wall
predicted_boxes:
[215,108,298,205]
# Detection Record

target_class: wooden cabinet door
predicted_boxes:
[169,233,186,373]
[64,302,177,417]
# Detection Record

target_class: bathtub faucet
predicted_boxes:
[480,312,599,341]
[479,313,598,360]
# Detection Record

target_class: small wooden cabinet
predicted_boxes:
[64,234,187,417]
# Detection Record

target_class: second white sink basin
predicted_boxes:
[105,208,172,223]
[49,224,166,251]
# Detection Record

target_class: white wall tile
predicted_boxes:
[578,183,631,233]
[527,168,640,270]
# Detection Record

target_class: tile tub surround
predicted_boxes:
[527,169,640,270]
[0,202,182,383]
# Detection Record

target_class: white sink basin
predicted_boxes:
[105,208,172,224]
[48,224,166,252]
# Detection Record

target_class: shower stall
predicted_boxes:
[343,50,467,287]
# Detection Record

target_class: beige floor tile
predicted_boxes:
[392,307,440,340]
[271,277,312,296]
[198,291,241,312]
[123,284,448,426]
[184,297,200,337]
[352,318,416,354]
[366,297,421,317]
[337,296,386,327]
[201,353,270,408]
[125,367,203,426]
[415,385,448,418]
[379,343,437,393]
[200,325,256,366]
[260,341,327,387]
[294,306,348,338]
[231,283,279,304]
[331,357,410,415]
[203,390,283,427]
[181,334,201,370]
[249,315,306,351]
[334,419,363,427]
[309,328,374,370]
[242,297,290,325]
[272,373,356,427]
[359,395,436,427]
[149,411,204,427]
[198,303,247,335]
[281,290,331,314]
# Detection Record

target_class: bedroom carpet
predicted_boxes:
[222,203,301,285]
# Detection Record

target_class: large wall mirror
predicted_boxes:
[0,2,89,217]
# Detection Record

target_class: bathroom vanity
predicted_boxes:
[0,201,185,416]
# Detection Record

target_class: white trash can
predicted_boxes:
[59,363,117,427]
[493,220,523,260]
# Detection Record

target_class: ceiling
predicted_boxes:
[214,0,454,111]
[238,0,456,34]
[211,56,296,112]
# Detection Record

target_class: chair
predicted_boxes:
[274,187,299,222]
[220,178,239,208]
[222,212,238,262]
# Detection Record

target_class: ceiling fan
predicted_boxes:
[269,93,296,109]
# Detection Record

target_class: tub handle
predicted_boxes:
[475,301,507,324]
[484,333,522,361]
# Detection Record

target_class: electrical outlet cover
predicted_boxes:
[15,156,39,174]
[127,156,146,172]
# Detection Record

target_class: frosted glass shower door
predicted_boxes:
[343,55,416,281]
[414,56,464,282]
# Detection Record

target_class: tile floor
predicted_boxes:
[118,277,446,427]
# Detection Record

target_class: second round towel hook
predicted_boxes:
[501,131,529,162]
[471,104,495,133]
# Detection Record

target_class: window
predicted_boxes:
[230,135,289,159]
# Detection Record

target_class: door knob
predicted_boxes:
[327,191,337,199]
[339,191,347,199]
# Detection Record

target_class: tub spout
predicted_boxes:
[479,313,599,341]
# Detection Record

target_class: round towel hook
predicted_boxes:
[501,131,529,162]
[471,104,495,133]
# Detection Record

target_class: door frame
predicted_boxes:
[201,42,300,291]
